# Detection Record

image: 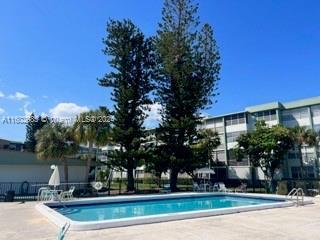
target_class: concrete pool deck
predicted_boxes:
[1,197,320,240]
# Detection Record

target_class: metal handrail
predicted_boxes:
[287,188,304,206]
[287,188,297,199]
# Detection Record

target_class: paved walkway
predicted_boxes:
[1,198,320,240]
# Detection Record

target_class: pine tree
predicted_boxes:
[99,20,155,191]
[25,114,49,152]
[155,0,221,191]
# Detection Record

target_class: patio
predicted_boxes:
[1,197,320,240]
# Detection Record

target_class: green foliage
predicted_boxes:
[35,123,79,183]
[73,107,111,182]
[98,19,155,191]
[145,144,171,182]
[25,113,50,152]
[236,121,293,190]
[73,107,111,147]
[186,129,221,179]
[154,0,221,191]
[289,126,318,178]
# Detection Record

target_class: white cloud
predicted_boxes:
[42,95,49,99]
[0,91,4,98]
[21,102,34,117]
[8,91,29,101]
[49,102,89,120]
[144,102,162,128]
[0,107,5,115]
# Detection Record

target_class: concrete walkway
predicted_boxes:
[1,198,320,240]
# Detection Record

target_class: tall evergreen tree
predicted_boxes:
[155,0,221,191]
[25,113,49,152]
[99,20,155,191]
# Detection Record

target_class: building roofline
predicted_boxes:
[203,96,320,120]
[203,110,246,120]
[282,96,320,109]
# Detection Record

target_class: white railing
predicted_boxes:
[287,188,304,206]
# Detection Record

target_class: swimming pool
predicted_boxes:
[36,192,301,231]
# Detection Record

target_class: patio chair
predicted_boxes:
[37,187,51,201]
[235,183,247,193]
[193,182,201,192]
[213,182,231,192]
[59,186,75,201]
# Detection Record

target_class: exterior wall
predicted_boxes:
[0,164,87,183]
[228,166,265,180]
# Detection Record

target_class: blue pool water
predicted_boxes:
[52,195,281,222]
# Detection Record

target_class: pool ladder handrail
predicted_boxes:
[287,188,304,206]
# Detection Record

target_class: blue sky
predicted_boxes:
[0,0,320,141]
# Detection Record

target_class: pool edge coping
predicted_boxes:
[36,192,313,231]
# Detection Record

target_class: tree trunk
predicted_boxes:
[85,142,94,183]
[170,169,179,192]
[156,172,162,188]
[62,158,69,188]
[270,170,276,193]
[127,168,135,192]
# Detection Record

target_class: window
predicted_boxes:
[288,152,297,159]
[311,105,320,117]
[225,113,246,126]
[314,124,320,132]
[212,150,226,162]
[215,126,224,133]
[203,118,224,131]
[206,119,215,125]
[302,152,317,163]
[282,108,309,122]
[253,110,277,122]
[291,166,315,179]
[226,131,246,143]
[227,149,249,166]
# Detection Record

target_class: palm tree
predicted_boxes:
[35,123,79,184]
[290,126,317,178]
[73,107,111,183]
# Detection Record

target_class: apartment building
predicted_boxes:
[200,96,320,180]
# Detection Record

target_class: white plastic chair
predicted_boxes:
[37,187,50,201]
[59,186,75,201]
[214,182,231,192]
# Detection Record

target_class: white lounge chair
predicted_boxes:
[59,186,75,201]
[235,183,247,193]
[213,182,231,192]
[38,187,61,201]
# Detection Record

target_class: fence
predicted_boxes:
[0,182,94,201]
[1,178,319,201]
